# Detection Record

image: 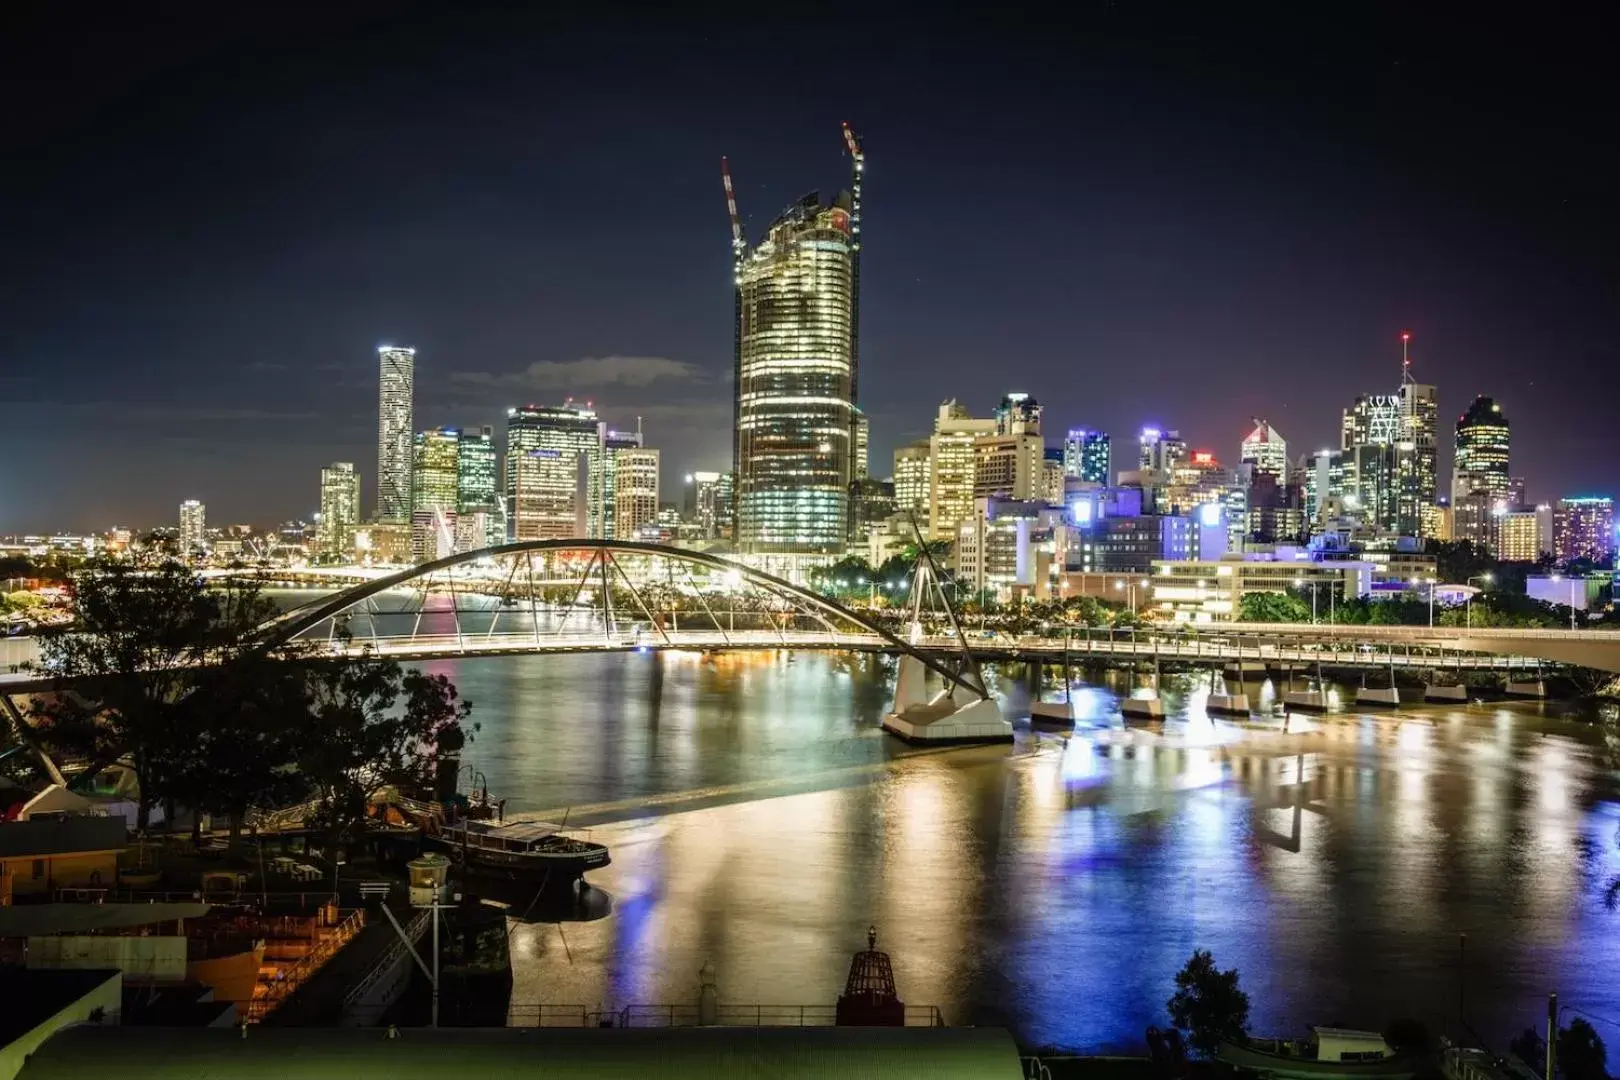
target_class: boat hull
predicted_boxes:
[1218,1041,1418,1080]
[427,838,610,887]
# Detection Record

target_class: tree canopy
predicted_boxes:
[1238,590,1311,623]
[1166,949,1250,1058]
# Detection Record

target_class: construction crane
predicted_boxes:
[841,122,865,405]
[720,156,747,280]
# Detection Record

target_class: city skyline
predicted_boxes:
[2,9,1617,531]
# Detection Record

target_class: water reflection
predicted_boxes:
[430,649,1619,1051]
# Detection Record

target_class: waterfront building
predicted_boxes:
[612,447,660,541]
[601,427,644,541]
[456,425,502,549]
[316,463,360,563]
[1240,419,1288,482]
[410,428,460,563]
[177,500,206,558]
[506,402,603,539]
[892,440,931,531]
[1554,496,1615,564]
[1150,555,1370,623]
[927,401,995,542]
[355,521,410,565]
[1062,429,1110,484]
[1451,395,1511,502]
[376,345,415,523]
[733,189,857,565]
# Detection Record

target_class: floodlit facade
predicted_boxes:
[734,193,857,559]
[1062,429,1110,484]
[177,500,206,558]
[612,447,660,541]
[1554,497,1615,564]
[927,401,995,542]
[892,440,931,531]
[1240,419,1288,481]
[316,463,360,563]
[506,403,603,539]
[411,428,460,563]
[377,346,415,523]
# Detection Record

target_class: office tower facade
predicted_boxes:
[848,477,897,548]
[851,407,870,482]
[684,471,724,539]
[506,402,604,539]
[927,400,996,541]
[892,440,931,530]
[1554,496,1615,564]
[1062,429,1110,484]
[1138,427,1188,476]
[1042,450,1065,505]
[1451,395,1511,501]
[1341,347,1436,538]
[376,346,416,523]
[600,427,644,541]
[732,193,856,561]
[995,393,1042,436]
[455,425,503,550]
[410,428,460,563]
[1497,507,1550,563]
[178,500,206,558]
[714,472,736,541]
[1397,358,1439,536]
[612,447,660,540]
[316,463,360,563]
[1240,420,1288,481]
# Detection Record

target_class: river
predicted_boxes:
[416,647,1620,1052]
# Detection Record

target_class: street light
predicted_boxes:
[1425,577,1437,628]
[1551,573,1578,630]
[1114,578,1139,614]
[1293,576,1319,624]
[1465,572,1493,628]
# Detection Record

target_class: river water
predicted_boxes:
[417,648,1620,1052]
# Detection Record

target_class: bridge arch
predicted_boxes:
[261,539,987,698]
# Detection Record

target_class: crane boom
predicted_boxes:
[720,157,746,267]
[842,122,865,405]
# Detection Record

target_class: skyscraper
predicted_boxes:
[892,440,931,529]
[683,471,724,539]
[851,407,870,482]
[601,426,643,541]
[1451,395,1511,502]
[1240,419,1288,481]
[1138,428,1187,477]
[1062,429,1110,484]
[1397,333,1438,536]
[1340,336,1438,536]
[178,499,206,558]
[727,129,863,574]
[376,345,415,523]
[612,447,660,540]
[1554,496,1615,564]
[456,425,502,550]
[410,427,460,562]
[505,402,603,539]
[927,401,995,541]
[316,463,360,563]
[975,394,1044,501]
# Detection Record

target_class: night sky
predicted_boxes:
[3,5,1616,532]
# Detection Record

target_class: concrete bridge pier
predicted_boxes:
[1505,677,1548,698]
[1028,652,1075,727]
[1207,638,1251,715]
[1120,657,1165,719]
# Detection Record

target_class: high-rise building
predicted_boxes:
[506,402,603,539]
[1397,338,1439,536]
[1240,419,1288,481]
[178,499,206,558]
[1498,506,1550,563]
[411,428,460,563]
[927,401,995,542]
[732,188,857,562]
[612,447,660,541]
[455,425,502,550]
[1451,395,1511,502]
[973,433,1044,502]
[1062,429,1110,484]
[1138,427,1188,477]
[376,345,415,523]
[1339,337,1438,537]
[1554,496,1615,565]
[316,463,360,563]
[714,472,736,541]
[995,393,1042,436]
[848,477,897,548]
[683,471,724,540]
[892,440,931,530]
[1041,449,1066,505]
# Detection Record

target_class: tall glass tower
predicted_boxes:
[1062,429,1110,484]
[377,346,415,523]
[505,402,604,539]
[1451,395,1511,501]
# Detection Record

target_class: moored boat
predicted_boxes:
[427,818,610,889]
[1218,1027,1418,1080]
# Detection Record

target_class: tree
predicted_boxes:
[1238,591,1310,623]
[1166,949,1250,1058]
[29,559,282,829]
[291,655,475,857]
[1559,1018,1608,1080]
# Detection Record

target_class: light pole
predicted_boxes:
[1425,577,1437,628]
[1552,573,1577,630]
[1465,572,1493,628]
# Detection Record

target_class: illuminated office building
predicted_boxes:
[851,408,870,481]
[178,500,206,558]
[683,471,723,540]
[600,426,644,541]
[1062,429,1110,484]
[892,440,931,530]
[411,428,460,563]
[316,463,360,563]
[727,128,864,576]
[927,401,995,542]
[1138,427,1187,477]
[506,402,603,539]
[1554,496,1615,564]
[1340,338,1438,537]
[376,345,415,523]
[454,425,502,550]
[612,447,660,541]
[1498,506,1551,563]
[1240,419,1288,482]
[1451,395,1511,502]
